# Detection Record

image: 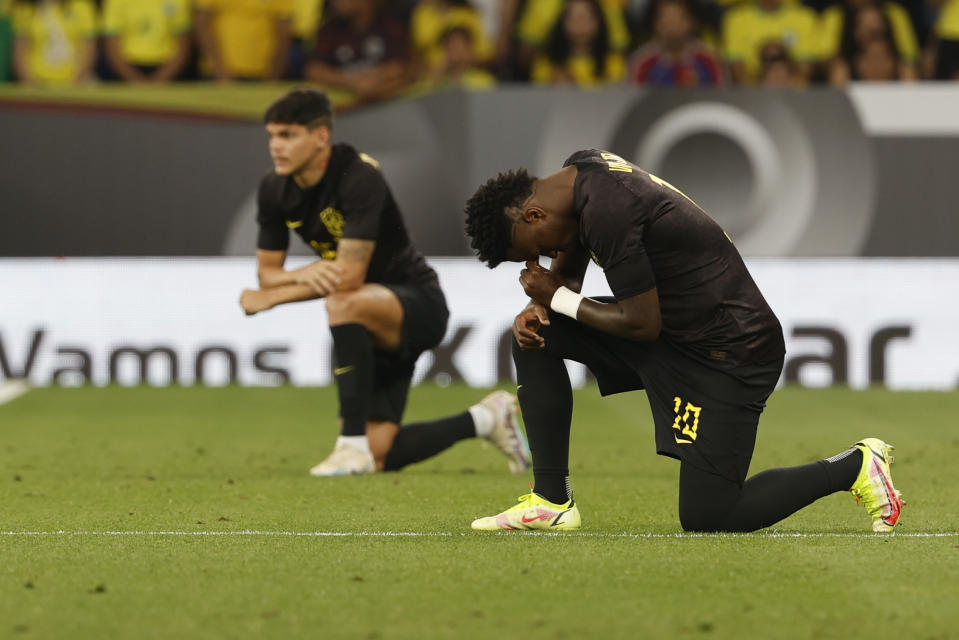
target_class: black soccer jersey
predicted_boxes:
[256,143,437,287]
[563,149,785,369]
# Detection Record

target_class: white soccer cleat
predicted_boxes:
[309,438,375,476]
[479,391,531,473]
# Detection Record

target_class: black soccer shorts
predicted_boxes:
[536,303,782,484]
[365,281,449,424]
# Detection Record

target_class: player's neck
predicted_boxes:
[293,146,332,189]
[535,167,577,215]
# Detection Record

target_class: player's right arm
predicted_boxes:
[512,244,591,349]
[240,249,345,315]
[241,175,347,314]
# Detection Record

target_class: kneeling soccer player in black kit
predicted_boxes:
[463,149,905,532]
[239,88,530,477]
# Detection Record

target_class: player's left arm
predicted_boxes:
[240,248,333,315]
[331,157,384,290]
[520,261,662,341]
[548,243,590,292]
[332,238,374,291]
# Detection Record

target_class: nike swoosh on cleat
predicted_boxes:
[867,445,887,463]
[550,510,570,527]
[521,514,545,523]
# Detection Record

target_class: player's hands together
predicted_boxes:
[519,260,563,307]
[294,260,344,296]
[240,289,272,316]
[512,302,550,350]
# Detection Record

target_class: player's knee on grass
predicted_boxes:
[678,463,742,532]
[679,509,727,533]
[367,421,399,471]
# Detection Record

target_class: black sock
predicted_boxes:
[383,412,476,471]
[330,323,374,437]
[512,338,573,505]
[681,448,865,532]
[821,447,863,492]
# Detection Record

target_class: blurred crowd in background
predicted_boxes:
[1,0,958,101]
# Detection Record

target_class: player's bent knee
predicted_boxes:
[326,290,366,325]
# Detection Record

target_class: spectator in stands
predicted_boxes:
[531,0,627,85]
[853,33,914,78]
[629,0,724,86]
[819,0,920,80]
[515,0,630,80]
[489,0,525,79]
[100,0,191,83]
[927,0,959,78]
[757,39,803,86]
[0,0,12,83]
[305,0,411,103]
[411,0,492,79]
[289,0,324,79]
[827,2,919,82]
[194,0,294,81]
[11,0,96,84]
[430,24,497,87]
[721,0,819,84]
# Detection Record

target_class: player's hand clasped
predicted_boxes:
[512,302,550,350]
[519,260,563,306]
[295,260,344,296]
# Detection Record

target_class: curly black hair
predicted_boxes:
[464,169,537,268]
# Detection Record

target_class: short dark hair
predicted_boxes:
[263,88,334,130]
[464,169,536,268]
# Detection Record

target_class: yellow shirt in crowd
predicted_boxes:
[936,0,959,39]
[292,0,322,40]
[530,50,626,86]
[195,0,294,78]
[100,0,191,66]
[723,2,819,81]
[517,0,631,52]
[411,2,493,70]
[819,2,919,62]
[12,0,95,83]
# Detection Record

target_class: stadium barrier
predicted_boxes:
[2,86,959,258]
[1,258,956,391]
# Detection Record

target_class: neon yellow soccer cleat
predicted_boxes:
[850,438,905,532]
[471,493,581,531]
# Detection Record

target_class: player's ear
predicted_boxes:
[312,125,331,147]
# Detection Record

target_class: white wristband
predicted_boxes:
[550,286,584,319]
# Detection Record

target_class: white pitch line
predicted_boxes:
[0,380,29,406]
[2,530,957,539]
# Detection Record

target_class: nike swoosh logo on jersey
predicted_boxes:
[674,435,693,444]
[334,365,355,376]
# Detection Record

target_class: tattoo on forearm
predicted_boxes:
[338,241,374,262]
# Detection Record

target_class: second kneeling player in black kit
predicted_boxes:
[240,88,530,477]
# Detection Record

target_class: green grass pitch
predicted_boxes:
[2,385,958,639]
